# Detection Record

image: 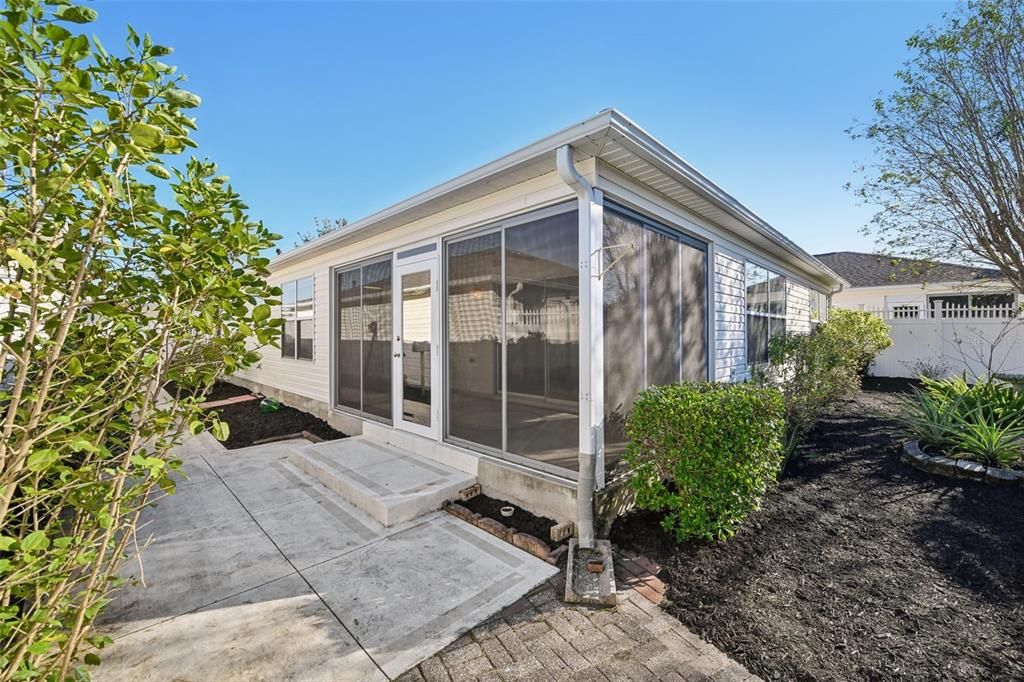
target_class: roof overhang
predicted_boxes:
[270,109,846,290]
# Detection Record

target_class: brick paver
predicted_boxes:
[396,571,760,682]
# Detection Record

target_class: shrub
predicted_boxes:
[819,308,893,374]
[759,327,861,465]
[756,309,893,469]
[0,5,279,678]
[898,374,1024,466]
[624,382,785,543]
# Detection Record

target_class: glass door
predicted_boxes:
[393,259,439,439]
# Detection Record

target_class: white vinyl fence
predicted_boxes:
[863,303,1024,379]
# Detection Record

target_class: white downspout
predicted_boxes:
[556,144,597,550]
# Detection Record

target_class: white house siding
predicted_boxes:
[786,281,811,334]
[714,250,747,382]
[831,281,1016,313]
[233,266,332,404]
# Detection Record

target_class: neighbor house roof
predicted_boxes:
[814,251,1003,288]
[273,109,843,289]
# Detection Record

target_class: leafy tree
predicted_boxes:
[296,216,347,245]
[853,0,1024,290]
[0,1,279,677]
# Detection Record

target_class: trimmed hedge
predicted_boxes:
[624,382,785,542]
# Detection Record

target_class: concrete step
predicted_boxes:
[287,437,477,527]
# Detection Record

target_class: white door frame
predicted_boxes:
[392,256,441,440]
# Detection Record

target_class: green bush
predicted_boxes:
[898,374,1024,467]
[756,309,893,468]
[819,308,893,374]
[760,327,861,464]
[624,382,785,542]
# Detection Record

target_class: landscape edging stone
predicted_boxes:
[902,440,1024,485]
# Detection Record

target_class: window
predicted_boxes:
[445,206,581,471]
[603,208,708,457]
[746,263,786,365]
[335,258,392,420]
[280,276,314,360]
[809,290,829,327]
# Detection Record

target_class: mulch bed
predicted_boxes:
[611,377,1024,681]
[172,380,348,449]
[164,380,252,403]
[213,398,347,449]
[462,493,560,544]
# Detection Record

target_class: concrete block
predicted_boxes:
[954,459,987,480]
[95,573,385,682]
[565,539,616,607]
[303,515,556,678]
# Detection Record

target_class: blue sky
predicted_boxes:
[93,1,957,255]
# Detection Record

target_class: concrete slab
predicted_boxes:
[289,437,477,527]
[95,574,385,682]
[304,514,557,678]
[99,514,295,638]
[97,432,557,680]
[249,464,397,570]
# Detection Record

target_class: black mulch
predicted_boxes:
[194,382,348,449]
[611,377,1024,681]
[163,380,251,402]
[462,494,559,545]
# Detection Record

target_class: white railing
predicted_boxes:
[862,303,1018,321]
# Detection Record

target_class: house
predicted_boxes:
[230,110,843,536]
[817,252,1022,379]
[816,251,1017,318]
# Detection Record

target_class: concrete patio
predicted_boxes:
[94,433,557,680]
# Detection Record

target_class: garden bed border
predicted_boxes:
[902,440,1024,485]
[443,501,567,566]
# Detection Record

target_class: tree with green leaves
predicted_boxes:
[0,1,280,677]
[853,0,1024,291]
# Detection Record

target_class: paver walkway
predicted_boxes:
[397,572,760,682]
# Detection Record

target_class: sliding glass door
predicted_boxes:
[334,257,393,421]
[444,205,580,471]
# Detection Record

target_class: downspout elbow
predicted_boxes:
[556,144,595,201]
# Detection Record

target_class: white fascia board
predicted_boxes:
[270,111,615,270]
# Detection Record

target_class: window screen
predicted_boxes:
[334,260,392,419]
[602,208,709,458]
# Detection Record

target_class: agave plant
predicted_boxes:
[902,376,1024,467]
[895,388,959,453]
[921,374,1024,428]
[948,408,1024,467]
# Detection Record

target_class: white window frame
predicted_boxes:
[745,261,786,366]
[281,275,314,361]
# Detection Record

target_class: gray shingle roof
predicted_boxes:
[814,251,1003,288]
